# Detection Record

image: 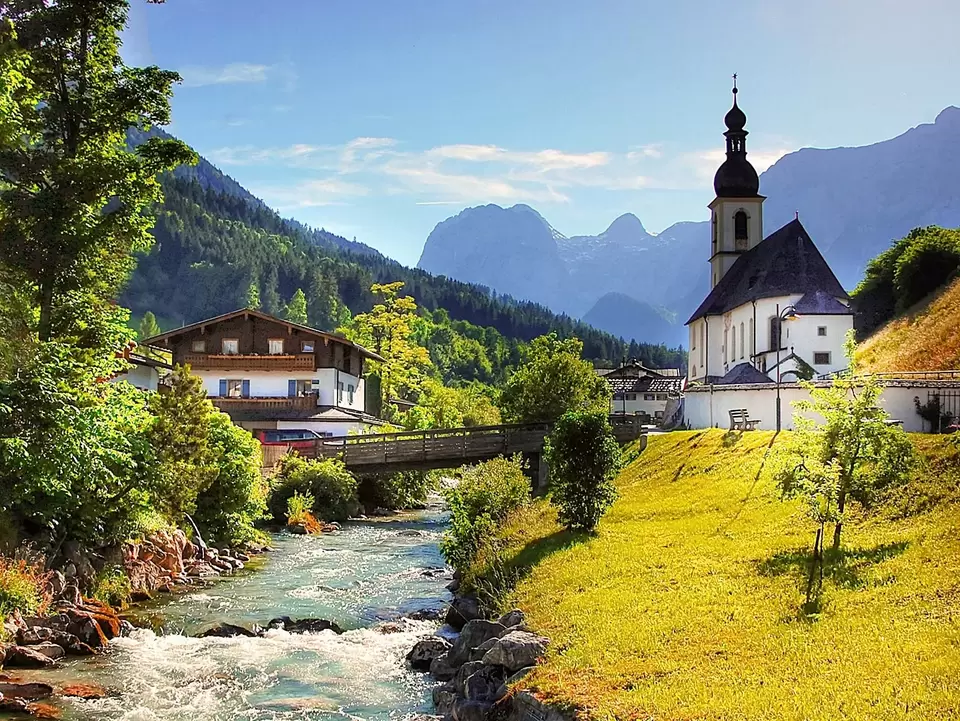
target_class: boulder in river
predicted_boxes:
[60,683,108,699]
[497,609,525,628]
[481,631,549,672]
[451,698,494,721]
[0,681,55,700]
[28,642,65,661]
[429,652,460,681]
[197,623,258,638]
[463,664,508,703]
[406,637,452,670]
[2,646,56,668]
[0,698,29,713]
[444,595,481,631]
[283,618,344,635]
[448,619,507,667]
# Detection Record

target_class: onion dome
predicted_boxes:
[714,78,760,198]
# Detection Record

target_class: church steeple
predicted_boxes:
[707,76,765,288]
[714,76,760,198]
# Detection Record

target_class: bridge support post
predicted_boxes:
[524,451,549,496]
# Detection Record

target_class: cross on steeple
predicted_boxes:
[732,73,738,94]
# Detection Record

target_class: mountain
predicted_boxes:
[582,292,686,348]
[417,204,576,312]
[415,106,960,346]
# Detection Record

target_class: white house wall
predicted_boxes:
[609,398,670,417]
[276,419,371,437]
[194,369,366,412]
[684,383,947,433]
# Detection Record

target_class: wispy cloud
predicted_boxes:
[206,136,798,207]
[180,62,272,87]
[253,178,369,209]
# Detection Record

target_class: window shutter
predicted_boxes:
[219,379,227,397]
[288,379,297,397]
[241,379,250,398]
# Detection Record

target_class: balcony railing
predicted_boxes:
[184,353,315,371]
[211,394,320,412]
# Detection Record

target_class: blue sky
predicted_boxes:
[124,0,960,266]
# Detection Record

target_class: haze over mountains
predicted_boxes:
[417,106,960,347]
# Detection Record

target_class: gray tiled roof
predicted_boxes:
[793,290,853,315]
[716,363,773,385]
[687,219,848,324]
[606,376,684,394]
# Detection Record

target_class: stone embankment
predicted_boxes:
[406,594,555,721]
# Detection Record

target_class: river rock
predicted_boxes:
[25,700,61,719]
[60,683,108,699]
[481,631,549,672]
[29,642,65,661]
[431,683,457,716]
[469,636,499,663]
[464,663,509,703]
[497,609,525,628]
[3,646,56,668]
[405,607,445,622]
[0,698,29,713]
[445,595,481,631]
[452,698,494,721]
[197,623,258,638]
[428,652,460,681]
[494,666,535,701]
[448,619,507,667]
[453,661,484,696]
[0,681,54,699]
[285,618,344,635]
[406,637,452,670]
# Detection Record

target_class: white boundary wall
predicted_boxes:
[684,381,959,433]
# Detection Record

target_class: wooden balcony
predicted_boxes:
[211,394,319,413]
[184,353,315,371]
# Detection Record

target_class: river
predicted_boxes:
[34,509,450,721]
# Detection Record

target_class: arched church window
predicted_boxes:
[740,322,745,358]
[711,213,718,253]
[770,316,781,351]
[731,326,736,364]
[734,210,748,245]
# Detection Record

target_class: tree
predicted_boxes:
[500,334,611,423]
[775,343,914,599]
[245,280,261,310]
[285,288,308,325]
[0,2,195,342]
[341,282,431,419]
[139,311,161,342]
[544,411,621,532]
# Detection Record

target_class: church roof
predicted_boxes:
[686,218,849,324]
[606,375,684,394]
[716,363,773,385]
[793,289,853,316]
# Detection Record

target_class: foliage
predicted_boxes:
[192,410,267,547]
[268,454,358,523]
[245,280,261,310]
[440,455,530,586]
[357,470,435,511]
[507,431,960,721]
[148,366,216,519]
[285,288,309,325]
[91,564,131,609]
[0,554,50,618]
[138,311,161,343]
[544,411,621,532]
[774,367,914,604]
[0,2,195,342]
[914,393,954,434]
[403,378,501,430]
[500,334,611,423]
[286,490,315,524]
[341,282,432,418]
[852,226,960,337]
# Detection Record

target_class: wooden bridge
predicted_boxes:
[264,415,647,477]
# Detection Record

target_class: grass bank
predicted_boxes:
[500,430,960,720]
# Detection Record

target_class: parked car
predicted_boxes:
[254,429,330,451]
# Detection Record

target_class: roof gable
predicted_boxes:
[142,308,384,361]
[716,363,772,385]
[686,219,848,324]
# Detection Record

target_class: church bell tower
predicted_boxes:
[708,76,764,288]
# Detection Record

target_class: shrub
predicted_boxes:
[268,455,358,523]
[893,227,960,311]
[0,555,50,618]
[440,455,530,581]
[193,410,268,547]
[91,565,131,609]
[286,490,315,524]
[545,411,621,532]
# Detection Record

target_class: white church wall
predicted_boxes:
[684,382,949,433]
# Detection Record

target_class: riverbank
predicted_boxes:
[488,431,960,720]
[1,509,453,720]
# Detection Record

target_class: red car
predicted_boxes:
[254,429,330,451]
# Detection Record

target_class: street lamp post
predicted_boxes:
[775,303,799,432]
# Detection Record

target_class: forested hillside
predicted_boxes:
[123,178,686,379]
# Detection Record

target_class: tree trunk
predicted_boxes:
[37,275,55,342]
[832,489,847,551]
[805,525,823,604]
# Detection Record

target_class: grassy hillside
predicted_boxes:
[856,275,960,373]
[501,431,960,720]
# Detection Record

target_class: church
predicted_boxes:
[686,82,853,385]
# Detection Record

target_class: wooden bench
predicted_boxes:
[729,409,761,431]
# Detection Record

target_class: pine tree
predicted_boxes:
[285,289,309,325]
[245,281,261,310]
[139,311,161,342]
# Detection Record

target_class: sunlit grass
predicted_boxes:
[857,276,960,372]
[507,430,960,720]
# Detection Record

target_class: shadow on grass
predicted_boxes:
[757,540,909,591]
[722,430,743,448]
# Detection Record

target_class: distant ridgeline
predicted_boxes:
[121,139,685,375]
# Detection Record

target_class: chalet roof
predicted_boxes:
[793,290,853,315]
[128,353,174,371]
[686,219,848,324]
[222,405,386,424]
[142,308,385,362]
[716,363,773,385]
[607,375,685,394]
